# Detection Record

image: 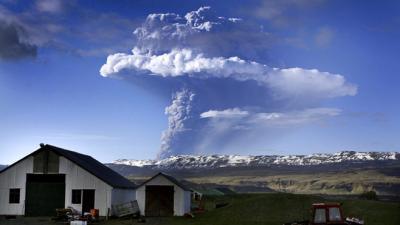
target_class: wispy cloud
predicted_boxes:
[252,107,341,126]
[253,0,326,27]
[0,2,139,58]
[200,108,249,119]
[35,0,64,14]
[315,26,334,47]
[201,107,341,127]
[0,20,37,60]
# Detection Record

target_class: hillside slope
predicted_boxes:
[107,156,400,196]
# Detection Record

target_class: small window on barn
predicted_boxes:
[9,189,20,204]
[72,190,82,204]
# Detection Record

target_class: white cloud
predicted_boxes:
[185,6,215,31]
[268,68,357,99]
[135,6,242,41]
[200,108,249,119]
[100,48,357,100]
[132,6,248,56]
[100,48,265,78]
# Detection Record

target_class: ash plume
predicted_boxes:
[100,7,357,158]
[159,89,195,159]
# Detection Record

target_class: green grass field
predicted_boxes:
[2,193,398,225]
[155,193,400,225]
[103,193,400,225]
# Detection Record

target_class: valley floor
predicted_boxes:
[1,193,399,225]
[185,169,400,195]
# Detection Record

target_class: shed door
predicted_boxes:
[145,185,174,216]
[25,174,65,216]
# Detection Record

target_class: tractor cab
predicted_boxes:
[311,203,346,225]
[283,202,364,225]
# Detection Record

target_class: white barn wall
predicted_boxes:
[0,156,33,215]
[136,175,191,216]
[183,191,191,215]
[135,186,145,215]
[59,156,113,217]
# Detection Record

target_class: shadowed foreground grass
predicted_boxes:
[105,193,400,225]
[1,193,398,225]
[162,193,400,225]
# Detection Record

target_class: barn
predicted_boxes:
[136,172,191,216]
[0,144,135,217]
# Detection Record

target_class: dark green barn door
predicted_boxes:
[145,185,174,216]
[25,174,65,216]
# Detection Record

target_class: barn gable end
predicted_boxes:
[0,144,135,217]
[135,173,191,216]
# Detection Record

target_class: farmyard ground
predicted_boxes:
[0,193,399,225]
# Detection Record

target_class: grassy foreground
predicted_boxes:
[158,193,400,225]
[2,193,397,225]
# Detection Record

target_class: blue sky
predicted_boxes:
[0,0,399,164]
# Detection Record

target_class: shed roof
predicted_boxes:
[0,144,135,189]
[136,172,191,191]
[193,188,225,196]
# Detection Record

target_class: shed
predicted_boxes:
[135,172,191,216]
[0,144,136,217]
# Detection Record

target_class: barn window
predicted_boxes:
[72,190,82,204]
[9,189,20,204]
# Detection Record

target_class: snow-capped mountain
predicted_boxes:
[113,151,399,169]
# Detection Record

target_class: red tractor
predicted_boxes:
[284,203,364,225]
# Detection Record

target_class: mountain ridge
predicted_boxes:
[108,151,400,196]
[113,151,399,169]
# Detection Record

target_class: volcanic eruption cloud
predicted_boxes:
[100,7,357,159]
